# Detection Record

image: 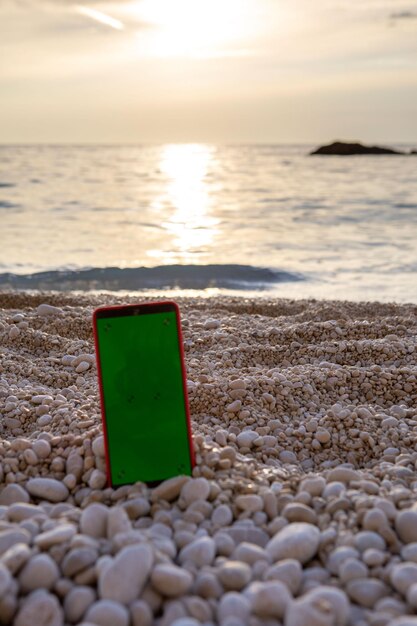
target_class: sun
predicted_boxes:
[128,0,251,58]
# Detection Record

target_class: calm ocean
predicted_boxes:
[0,143,416,302]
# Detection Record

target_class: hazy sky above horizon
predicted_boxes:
[1,0,417,143]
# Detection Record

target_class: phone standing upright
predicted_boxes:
[93,301,195,487]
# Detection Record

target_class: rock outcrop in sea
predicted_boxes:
[310,141,414,155]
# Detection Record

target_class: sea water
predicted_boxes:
[0,143,416,302]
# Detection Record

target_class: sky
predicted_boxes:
[1,0,417,143]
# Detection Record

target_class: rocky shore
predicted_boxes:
[0,292,416,626]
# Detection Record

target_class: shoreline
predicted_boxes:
[0,291,416,624]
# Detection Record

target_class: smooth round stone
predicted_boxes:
[36,303,63,316]
[0,564,11,596]
[375,597,407,616]
[99,544,153,604]
[179,536,215,567]
[151,476,190,502]
[106,507,131,539]
[212,505,233,527]
[180,478,210,505]
[123,498,151,519]
[34,523,76,549]
[0,543,31,575]
[235,494,264,513]
[282,503,317,524]
[171,620,200,626]
[80,504,108,538]
[0,484,29,505]
[218,561,251,590]
[0,529,31,557]
[322,482,345,499]
[62,548,98,578]
[66,451,83,480]
[326,547,360,575]
[279,451,297,464]
[204,318,220,329]
[217,592,250,623]
[327,467,358,483]
[338,558,368,584]
[407,583,417,609]
[299,476,326,497]
[26,478,69,503]
[389,620,417,626]
[64,586,96,623]
[151,563,193,596]
[76,361,90,373]
[245,580,291,619]
[88,470,107,490]
[236,431,257,448]
[233,542,268,565]
[226,400,242,413]
[396,510,417,544]
[130,600,153,626]
[32,439,51,459]
[354,531,386,552]
[264,558,302,595]
[267,523,320,564]
[85,600,129,626]
[362,549,385,567]
[92,436,105,457]
[391,562,417,596]
[401,543,417,562]
[14,590,64,626]
[304,586,350,626]
[286,593,336,626]
[346,578,388,608]
[194,571,223,599]
[362,508,387,531]
[19,554,60,592]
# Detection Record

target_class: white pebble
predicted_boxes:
[85,599,129,626]
[76,361,90,373]
[245,580,292,619]
[26,478,69,503]
[92,435,105,457]
[180,478,210,505]
[267,523,320,564]
[396,510,417,544]
[88,469,107,490]
[80,503,108,538]
[150,563,193,596]
[179,536,215,567]
[212,504,233,527]
[14,590,63,626]
[218,561,251,590]
[264,559,302,595]
[99,544,153,604]
[0,563,12,596]
[19,554,60,592]
[64,586,96,623]
[218,592,250,624]
[34,523,76,549]
[36,304,63,316]
[346,578,388,608]
[391,562,417,596]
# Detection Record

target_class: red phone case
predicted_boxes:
[92,300,195,486]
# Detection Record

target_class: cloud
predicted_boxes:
[390,10,417,20]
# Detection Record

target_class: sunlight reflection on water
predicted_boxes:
[148,144,220,263]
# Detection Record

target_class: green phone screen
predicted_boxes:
[95,307,192,486]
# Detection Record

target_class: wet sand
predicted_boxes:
[0,292,416,626]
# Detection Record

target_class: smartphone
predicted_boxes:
[93,301,195,487]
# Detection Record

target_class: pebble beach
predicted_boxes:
[1,291,417,626]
